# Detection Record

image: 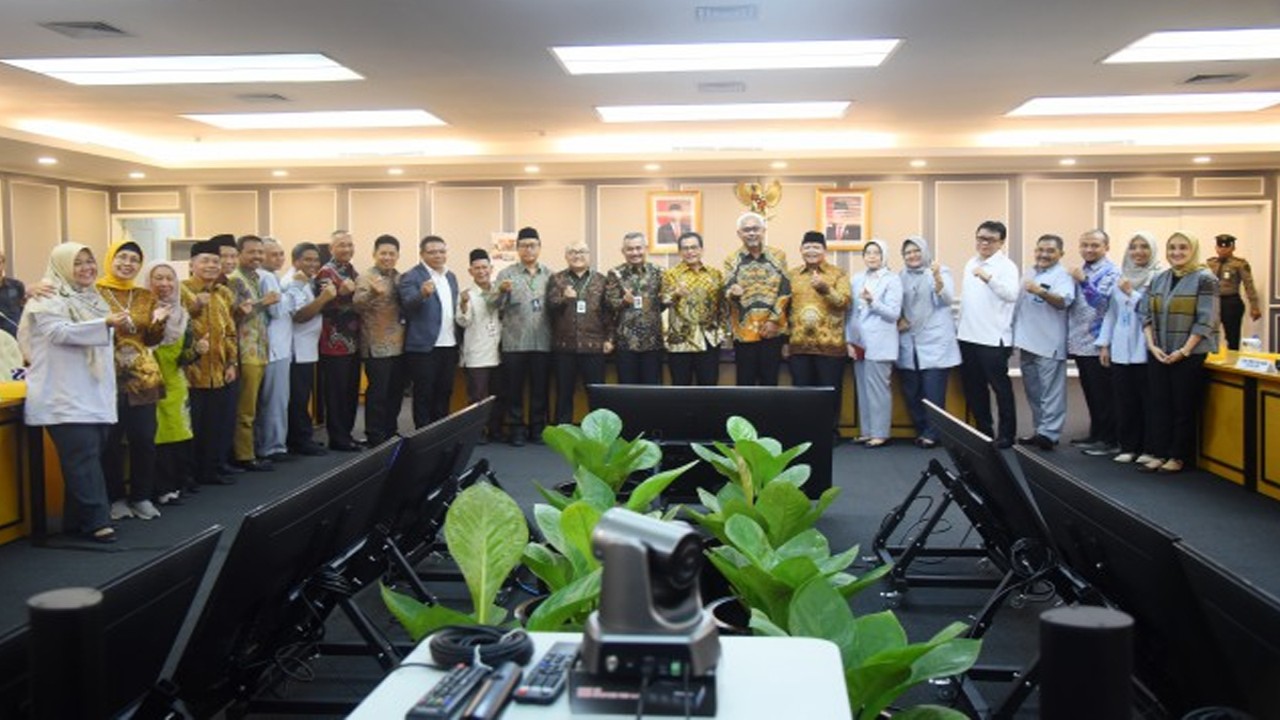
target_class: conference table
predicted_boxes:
[347,631,851,719]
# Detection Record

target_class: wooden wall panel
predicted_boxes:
[431,186,503,278]
[935,180,1009,295]
[191,190,258,238]
[66,188,110,259]
[513,185,586,271]
[8,182,61,283]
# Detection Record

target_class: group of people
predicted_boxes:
[6,211,1246,541]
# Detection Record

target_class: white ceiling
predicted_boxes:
[0,0,1278,185]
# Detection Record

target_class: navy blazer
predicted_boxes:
[398,263,460,353]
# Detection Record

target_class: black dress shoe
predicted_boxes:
[199,475,236,486]
[1069,436,1099,447]
[993,438,1014,449]
[235,459,275,472]
[1016,435,1040,446]
[290,443,328,456]
[329,441,362,452]
[265,452,298,463]
[217,463,245,475]
[1082,444,1121,457]
[1033,435,1058,450]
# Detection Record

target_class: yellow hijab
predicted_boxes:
[1167,231,1203,278]
[96,240,144,292]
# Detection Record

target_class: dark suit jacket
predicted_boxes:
[397,264,460,353]
[825,223,862,241]
[657,222,692,246]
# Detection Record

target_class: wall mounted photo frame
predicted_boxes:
[815,188,871,250]
[647,190,702,254]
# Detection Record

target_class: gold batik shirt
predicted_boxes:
[181,279,238,389]
[662,263,725,352]
[723,246,791,342]
[786,261,851,356]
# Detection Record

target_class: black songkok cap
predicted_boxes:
[516,227,540,241]
[209,233,237,249]
[469,248,490,263]
[189,241,216,259]
[802,230,827,248]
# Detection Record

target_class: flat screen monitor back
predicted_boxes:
[1015,448,1233,716]
[174,440,399,717]
[586,385,833,500]
[0,524,222,719]
[1175,542,1280,717]
[923,401,1049,558]
[378,398,492,542]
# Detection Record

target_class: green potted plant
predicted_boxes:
[751,577,981,720]
[380,481,528,639]
[520,409,695,631]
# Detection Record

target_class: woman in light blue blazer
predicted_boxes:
[896,236,961,447]
[846,239,903,447]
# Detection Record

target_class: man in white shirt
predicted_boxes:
[957,220,1020,448]
[255,238,293,461]
[283,242,335,455]
[398,235,461,427]
[1012,234,1076,450]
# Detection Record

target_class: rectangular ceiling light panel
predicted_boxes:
[1104,29,1280,63]
[1008,92,1280,116]
[0,53,361,85]
[552,40,900,74]
[183,109,444,129]
[598,101,850,122]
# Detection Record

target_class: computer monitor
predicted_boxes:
[0,525,222,719]
[586,385,834,500]
[924,400,1050,563]
[173,440,400,717]
[1014,448,1234,716]
[1175,541,1280,717]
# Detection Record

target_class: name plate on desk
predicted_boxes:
[1235,356,1277,374]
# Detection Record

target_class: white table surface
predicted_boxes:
[347,631,851,719]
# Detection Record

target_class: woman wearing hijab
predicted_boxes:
[97,241,169,520]
[141,259,195,504]
[18,243,130,543]
[846,239,903,448]
[896,236,961,448]
[1097,232,1162,465]
[1139,232,1219,474]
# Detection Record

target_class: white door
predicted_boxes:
[1105,201,1272,349]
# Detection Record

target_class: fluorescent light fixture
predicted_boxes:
[558,130,896,154]
[1104,29,1280,63]
[1,53,361,85]
[643,163,661,171]
[524,165,540,173]
[598,101,850,123]
[978,125,1280,147]
[1059,158,1077,166]
[36,156,57,165]
[128,171,146,179]
[271,170,289,177]
[1008,92,1280,116]
[909,159,927,168]
[552,40,900,74]
[1192,155,1212,164]
[770,160,788,169]
[183,109,443,129]
[387,167,405,175]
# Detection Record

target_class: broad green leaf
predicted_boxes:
[758,482,815,545]
[560,501,603,573]
[581,408,623,444]
[574,467,616,511]
[724,514,771,566]
[695,487,721,513]
[533,504,567,555]
[691,443,738,480]
[850,610,908,666]
[906,638,982,686]
[771,465,812,488]
[534,482,573,510]
[443,482,528,626]
[522,543,571,591]
[925,621,971,646]
[817,545,860,575]
[748,608,788,637]
[526,568,603,632]
[770,556,823,589]
[380,584,475,641]
[774,529,830,564]
[788,577,856,666]
[834,562,894,599]
[849,660,914,720]
[726,415,757,442]
[625,461,697,511]
[542,425,584,465]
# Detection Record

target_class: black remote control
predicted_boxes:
[405,662,491,719]
[512,641,578,705]
[461,661,523,720]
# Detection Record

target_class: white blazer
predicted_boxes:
[846,270,903,362]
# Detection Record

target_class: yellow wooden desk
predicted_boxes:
[1202,352,1280,501]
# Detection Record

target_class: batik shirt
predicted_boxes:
[786,262,850,356]
[353,266,405,359]
[180,278,238,389]
[605,262,665,352]
[230,267,269,366]
[496,263,553,352]
[99,285,167,403]
[662,263,725,353]
[316,260,360,357]
[724,247,791,342]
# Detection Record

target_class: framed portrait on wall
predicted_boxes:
[647,190,702,254]
[815,188,871,250]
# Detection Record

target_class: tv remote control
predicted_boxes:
[462,661,523,720]
[405,662,491,719]
[512,641,578,705]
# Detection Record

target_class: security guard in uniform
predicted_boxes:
[1206,233,1261,350]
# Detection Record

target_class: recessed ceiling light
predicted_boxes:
[643,163,661,171]
[128,171,146,179]
[558,130,897,154]
[387,167,405,175]
[551,40,901,75]
[1059,158,1078,166]
[1104,28,1280,64]
[524,165,540,173]
[36,156,57,165]
[1,53,361,86]
[1008,92,1280,116]
[1192,155,1212,164]
[597,101,850,123]
[184,109,444,129]
[909,159,927,168]
[770,160,788,170]
[272,169,289,177]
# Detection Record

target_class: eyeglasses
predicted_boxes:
[975,235,1003,244]
[566,249,588,256]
